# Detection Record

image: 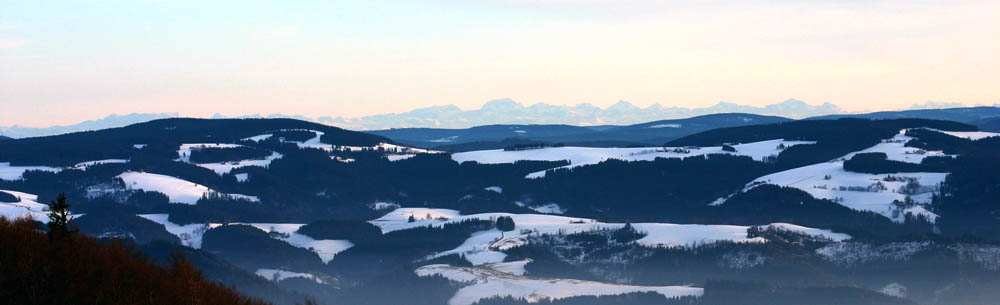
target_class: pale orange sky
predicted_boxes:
[1,0,998,127]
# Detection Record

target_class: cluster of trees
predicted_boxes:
[0,190,18,202]
[843,152,923,174]
[188,146,272,163]
[503,142,565,151]
[0,216,271,305]
[473,293,698,305]
[269,130,317,142]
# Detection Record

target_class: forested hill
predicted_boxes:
[668,118,976,147]
[2,116,1000,305]
[806,106,1000,123]
[368,113,791,150]
[0,118,391,166]
[0,217,275,305]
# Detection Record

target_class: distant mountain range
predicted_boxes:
[320,98,842,130]
[0,113,179,139]
[2,99,997,139]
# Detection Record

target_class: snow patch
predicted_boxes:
[451,139,815,179]
[758,223,851,242]
[247,223,353,263]
[649,123,681,128]
[242,134,273,142]
[530,203,564,214]
[484,186,502,193]
[0,162,62,181]
[138,214,220,249]
[372,208,842,266]
[386,154,416,161]
[73,159,128,170]
[175,143,283,175]
[880,283,907,298]
[416,264,703,305]
[117,171,259,205]
[927,128,1000,140]
[742,160,944,223]
[0,189,49,221]
[138,215,352,262]
[234,173,249,182]
[371,202,400,210]
[256,269,325,284]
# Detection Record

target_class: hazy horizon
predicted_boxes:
[3,0,998,127]
[0,97,994,132]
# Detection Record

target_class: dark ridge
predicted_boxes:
[0,217,272,305]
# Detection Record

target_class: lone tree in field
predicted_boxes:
[495,216,515,238]
[47,193,74,240]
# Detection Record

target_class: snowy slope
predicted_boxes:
[138,214,220,248]
[176,143,243,162]
[138,215,353,262]
[848,130,950,164]
[73,159,129,170]
[0,190,50,221]
[118,171,259,204]
[761,223,852,241]
[247,223,354,263]
[416,264,703,305]
[371,208,847,265]
[243,129,441,154]
[927,128,1000,140]
[0,162,62,181]
[176,143,283,175]
[256,269,325,284]
[744,161,944,222]
[451,139,815,179]
[732,129,952,223]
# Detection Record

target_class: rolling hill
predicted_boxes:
[369,113,792,151]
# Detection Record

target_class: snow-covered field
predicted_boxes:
[73,159,129,170]
[732,130,951,223]
[175,143,283,175]
[138,214,221,248]
[242,129,441,155]
[139,215,353,263]
[416,264,703,305]
[529,203,564,214]
[0,162,62,181]
[118,171,259,204]
[451,139,815,179]
[176,143,243,162]
[194,151,283,175]
[0,189,50,221]
[371,208,848,265]
[744,161,945,222]
[761,223,851,241]
[848,130,951,164]
[927,128,1000,140]
[256,269,325,284]
[247,223,354,263]
[386,153,416,161]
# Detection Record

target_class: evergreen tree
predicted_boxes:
[47,193,74,240]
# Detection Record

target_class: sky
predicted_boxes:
[1,0,998,127]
